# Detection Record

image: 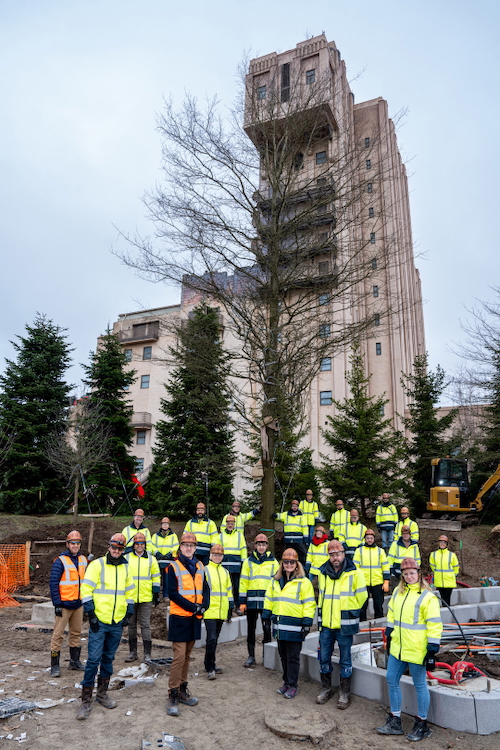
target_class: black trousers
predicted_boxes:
[277,640,302,688]
[437,587,453,606]
[360,583,385,621]
[229,571,241,607]
[246,609,271,656]
[204,619,224,672]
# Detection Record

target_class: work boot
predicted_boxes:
[407,717,431,742]
[76,685,93,720]
[316,672,333,704]
[124,638,138,662]
[244,655,256,668]
[95,675,117,709]
[166,689,179,716]
[69,646,85,670]
[143,639,152,663]
[377,713,404,735]
[337,676,351,709]
[50,651,61,678]
[178,682,198,706]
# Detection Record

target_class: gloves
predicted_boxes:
[424,650,437,671]
[226,616,232,624]
[88,613,100,633]
[301,625,311,638]
[54,606,63,617]
[194,604,206,616]
[271,513,278,520]
[121,614,131,628]
[239,603,247,614]
[382,580,390,594]
[153,592,160,607]
[385,627,393,655]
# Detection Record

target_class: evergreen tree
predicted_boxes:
[0,314,73,513]
[320,343,408,518]
[82,330,136,508]
[148,305,235,519]
[401,353,457,516]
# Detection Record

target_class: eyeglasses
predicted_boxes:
[68,541,81,545]
[109,544,124,551]
[255,542,268,546]
[181,543,196,548]
[283,561,296,565]
[329,551,344,556]
[211,552,224,557]
[134,542,146,546]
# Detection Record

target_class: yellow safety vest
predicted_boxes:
[353,544,389,587]
[204,562,233,620]
[240,552,279,610]
[218,530,247,572]
[276,511,307,543]
[387,583,443,664]
[121,524,153,552]
[152,530,179,557]
[329,508,350,539]
[429,549,459,588]
[57,554,87,602]
[169,559,205,617]
[263,576,316,641]
[394,519,420,542]
[317,565,367,634]
[81,557,134,624]
[184,518,218,553]
[298,499,319,527]
[388,540,421,575]
[220,511,255,532]
[124,551,161,603]
[306,540,329,576]
[341,522,367,549]
[375,503,398,528]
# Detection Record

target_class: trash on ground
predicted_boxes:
[116,664,149,679]
[142,734,185,750]
[33,698,65,709]
[126,709,132,715]
[0,699,37,719]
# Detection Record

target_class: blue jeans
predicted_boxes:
[319,628,353,679]
[82,621,123,686]
[386,654,430,719]
[380,528,394,550]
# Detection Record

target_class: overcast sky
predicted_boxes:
[1,0,499,397]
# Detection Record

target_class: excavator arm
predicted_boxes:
[473,463,500,512]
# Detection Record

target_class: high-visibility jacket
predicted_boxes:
[169,558,205,617]
[330,508,350,540]
[388,539,421,576]
[218,529,247,573]
[220,509,258,532]
[122,523,153,553]
[57,553,87,603]
[299,499,319,528]
[124,550,161,603]
[375,503,398,530]
[387,583,442,664]
[276,510,307,544]
[394,519,420,542]
[81,556,134,624]
[340,521,367,549]
[306,540,329,576]
[183,517,218,556]
[317,559,367,635]
[240,551,279,610]
[152,529,179,558]
[204,561,233,620]
[353,544,390,587]
[429,548,459,588]
[263,575,316,642]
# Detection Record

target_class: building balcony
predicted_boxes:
[117,321,160,343]
[131,412,153,429]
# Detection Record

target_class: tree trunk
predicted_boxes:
[73,470,79,522]
[261,425,276,553]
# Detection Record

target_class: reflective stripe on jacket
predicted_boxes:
[341,522,367,549]
[220,510,255,532]
[184,518,218,554]
[375,503,398,529]
[298,499,319,527]
[387,540,421,576]
[387,583,443,663]
[152,530,179,557]
[81,557,134,624]
[330,508,350,539]
[306,540,329,576]
[239,552,279,610]
[429,549,459,588]
[169,559,205,617]
[263,576,316,641]
[219,530,247,573]
[394,519,420,542]
[124,551,161,603]
[353,544,389,587]
[276,511,307,543]
[204,561,233,620]
[317,565,367,634]
[121,524,153,553]
[58,554,87,602]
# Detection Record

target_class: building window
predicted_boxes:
[320,357,332,371]
[374,313,380,326]
[306,69,315,84]
[281,62,290,102]
[367,183,373,193]
[366,159,371,169]
[373,285,379,297]
[317,177,327,185]
[317,203,327,214]
[124,349,132,362]
[320,390,333,405]
[319,293,330,306]
[135,458,144,472]
[257,85,266,100]
[370,232,376,243]
[143,346,152,360]
[371,257,377,270]
[368,207,374,218]
[293,152,304,170]
[137,430,146,445]
[379,404,385,417]
[318,260,329,275]
[319,324,331,338]
[365,137,370,148]
[316,151,327,165]
[376,342,382,355]
[140,375,150,389]
[123,384,130,391]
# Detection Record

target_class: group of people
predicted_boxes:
[47,494,458,740]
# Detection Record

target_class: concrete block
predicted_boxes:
[450,589,459,606]
[478,603,500,621]
[474,690,500,735]
[217,619,239,644]
[460,588,482,605]
[481,587,500,603]
[194,623,207,648]
[31,602,55,626]
[427,685,478,733]
[263,641,279,671]
[440,604,478,624]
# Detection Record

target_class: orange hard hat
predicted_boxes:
[180,532,197,544]
[66,530,82,542]
[133,532,146,543]
[401,557,419,571]
[196,502,206,510]
[133,508,145,516]
[226,514,236,523]
[401,525,411,533]
[109,533,126,548]
[364,528,375,537]
[328,539,344,553]
[291,499,299,505]
[438,535,449,543]
[211,544,224,555]
[254,533,268,544]
[282,548,299,561]
[161,517,170,524]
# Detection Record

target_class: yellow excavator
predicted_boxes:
[427,457,500,514]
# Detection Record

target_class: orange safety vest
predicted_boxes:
[58,554,87,602]
[169,559,205,617]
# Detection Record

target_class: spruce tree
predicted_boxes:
[0,314,73,513]
[147,305,235,519]
[401,353,457,516]
[320,342,408,518]
[82,330,136,508]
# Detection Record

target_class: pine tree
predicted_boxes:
[147,305,235,519]
[0,314,73,513]
[320,343,408,518]
[401,353,457,516]
[82,330,136,508]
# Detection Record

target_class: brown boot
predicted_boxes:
[124,638,138,662]
[337,676,351,709]
[316,672,333,704]
[76,685,93,720]
[166,688,180,716]
[178,682,198,706]
[95,675,117,709]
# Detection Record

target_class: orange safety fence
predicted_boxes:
[0,543,30,608]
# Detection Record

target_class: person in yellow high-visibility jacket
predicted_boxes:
[184,502,218,564]
[329,499,350,541]
[273,499,308,563]
[375,493,398,551]
[377,557,442,741]
[203,544,233,680]
[220,500,259,532]
[124,532,161,663]
[339,509,366,559]
[299,489,319,544]
[353,528,389,620]
[429,535,459,607]
[305,525,330,578]
[394,506,419,542]
[387,526,421,580]
[121,508,153,553]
